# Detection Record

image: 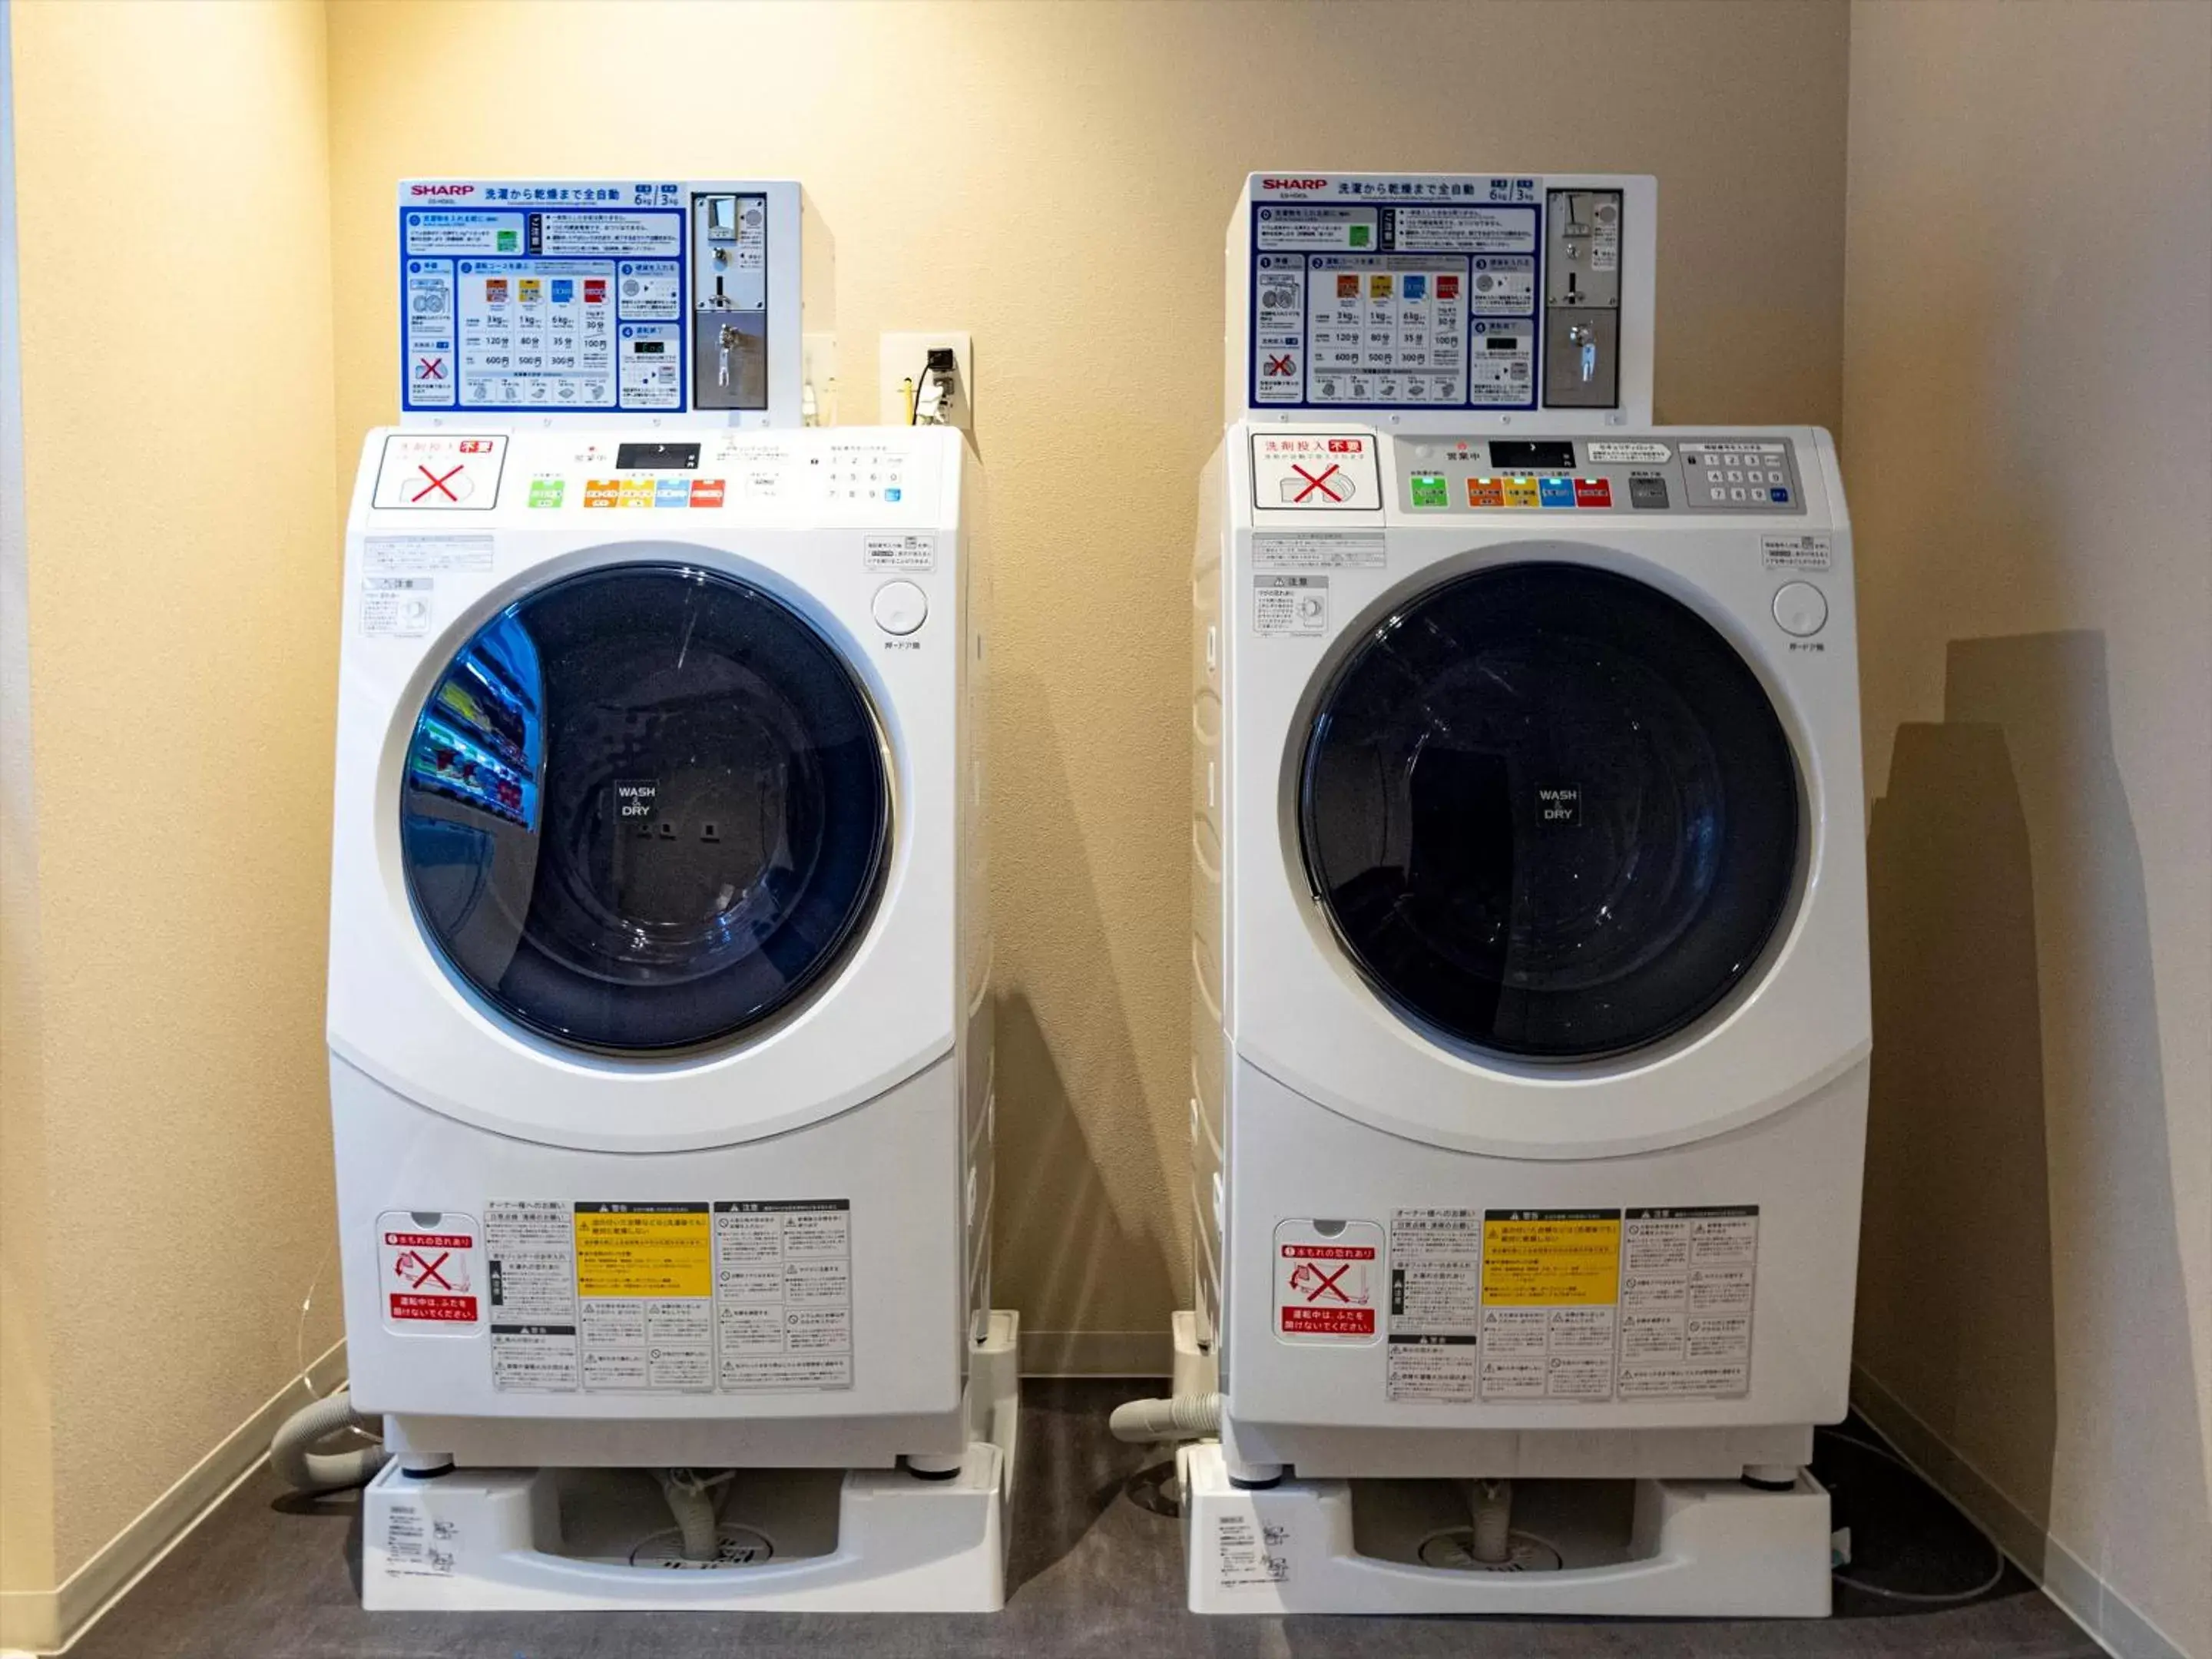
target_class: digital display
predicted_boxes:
[1489,440,1577,469]
[616,442,700,471]
[632,341,665,356]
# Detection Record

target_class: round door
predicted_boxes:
[399,561,889,1054]
[1298,561,1800,1061]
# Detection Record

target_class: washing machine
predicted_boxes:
[321,177,1011,1614]
[1172,174,1869,1617]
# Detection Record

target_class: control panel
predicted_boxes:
[1228,173,1656,431]
[396,178,832,429]
[1388,434,1805,515]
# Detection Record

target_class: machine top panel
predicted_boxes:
[1384,432,1806,517]
[396,178,823,432]
[1229,173,1657,432]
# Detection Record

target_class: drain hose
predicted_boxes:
[1470,1478,1514,1565]
[269,1386,389,1493]
[657,1469,727,1562]
[1108,1392,1222,1443]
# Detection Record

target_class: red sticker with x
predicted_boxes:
[1274,1222,1382,1340]
[379,1215,481,1326]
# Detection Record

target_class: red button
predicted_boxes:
[1574,478,1613,508]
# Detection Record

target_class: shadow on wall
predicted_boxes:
[988,670,1179,1363]
[1858,630,2210,1581]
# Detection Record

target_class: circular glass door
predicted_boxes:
[1298,561,1799,1061]
[399,562,889,1054]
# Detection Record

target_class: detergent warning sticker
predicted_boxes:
[482,1198,853,1395]
[1479,1209,1621,1402]
[1273,1218,1383,1343]
[377,1210,482,1330]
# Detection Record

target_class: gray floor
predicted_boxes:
[77,1380,2100,1659]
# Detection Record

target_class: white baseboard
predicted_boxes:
[1018,1328,1172,1378]
[1852,1365,2188,1659]
[0,1343,347,1656]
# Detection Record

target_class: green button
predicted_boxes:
[527,478,565,508]
[1349,224,1372,248]
[497,230,518,252]
[1410,473,1448,508]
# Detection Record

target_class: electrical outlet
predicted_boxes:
[878,330,974,432]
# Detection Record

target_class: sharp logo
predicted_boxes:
[1262,177,1330,192]
[410,184,477,197]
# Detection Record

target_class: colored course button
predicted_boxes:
[1501,476,1541,508]
[582,478,619,508]
[689,478,726,507]
[1573,477,1613,508]
[527,478,566,508]
[1538,475,1575,508]
[1411,473,1449,508]
[1467,476,1505,508]
[655,478,691,508]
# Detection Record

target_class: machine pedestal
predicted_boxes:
[361,1312,1020,1613]
[1177,1440,1832,1618]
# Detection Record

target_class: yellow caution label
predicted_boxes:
[1481,1210,1622,1306]
[573,1204,711,1298]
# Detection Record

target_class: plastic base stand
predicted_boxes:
[1177,1438,1833,1617]
[360,1311,1020,1613]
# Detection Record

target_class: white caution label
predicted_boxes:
[364,534,494,574]
[1250,432,1379,510]
[360,576,434,637]
[1618,1206,1758,1399]
[1762,533,1832,571]
[1214,1509,1292,1591]
[1253,575,1327,636]
[1479,1209,1621,1402]
[864,534,935,573]
[379,1500,459,1579]
[1386,1207,1482,1403]
[1588,441,1671,463]
[1252,532,1386,571]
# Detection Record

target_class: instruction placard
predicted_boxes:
[482,1197,853,1395]
[1253,575,1328,636]
[1618,1206,1758,1399]
[1251,531,1386,571]
[378,1210,482,1329]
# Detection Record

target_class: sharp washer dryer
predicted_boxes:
[1174,173,1869,1617]
[322,178,1012,1613]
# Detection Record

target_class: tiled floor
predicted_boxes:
[72,1381,2099,1658]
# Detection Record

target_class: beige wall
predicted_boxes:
[1843,3,2212,1655]
[1,0,346,1625]
[325,0,1853,1360]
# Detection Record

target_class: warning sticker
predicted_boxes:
[1253,575,1328,636]
[379,1211,482,1328]
[1480,1210,1621,1402]
[1386,1207,1482,1403]
[484,1198,852,1395]
[360,576,434,638]
[864,534,935,573]
[1618,1207,1758,1399]
[1214,1510,1292,1591]
[363,534,494,575]
[1252,531,1386,571]
[485,1200,580,1392]
[1762,532,1832,571]
[1273,1218,1383,1342]
[714,1200,854,1391]
[1250,432,1380,510]
[379,1500,459,1580]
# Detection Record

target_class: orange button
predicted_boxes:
[1467,476,1505,508]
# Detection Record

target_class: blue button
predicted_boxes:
[1538,476,1575,508]
[885,488,902,502]
[1771,487,1790,503]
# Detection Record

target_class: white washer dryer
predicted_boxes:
[1181,419,1869,1614]
[327,423,1010,1609]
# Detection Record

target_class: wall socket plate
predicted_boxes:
[878,330,973,432]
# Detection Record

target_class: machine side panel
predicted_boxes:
[955,443,994,1341]
[1190,442,1230,1353]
